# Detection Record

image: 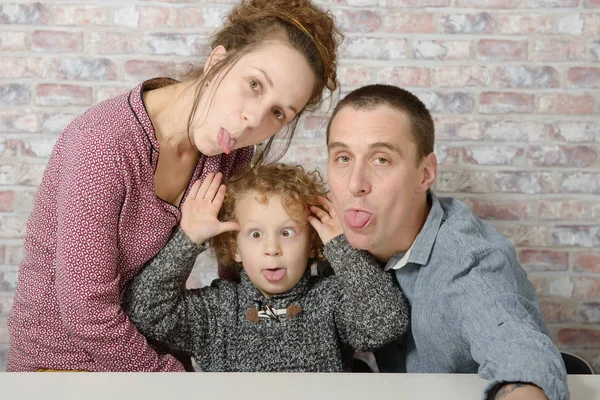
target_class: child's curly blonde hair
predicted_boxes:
[211,163,328,271]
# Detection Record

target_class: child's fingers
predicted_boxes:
[203,172,223,201]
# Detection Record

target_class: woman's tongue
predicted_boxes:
[218,128,233,154]
[263,268,286,282]
[344,210,372,229]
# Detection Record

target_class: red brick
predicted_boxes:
[334,9,383,33]
[0,296,13,317]
[378,67,430,87]
[0,110,39,133]
[419,92,475,113]
[477,39,527,61]
[32,30,82,52]
[434,117,481,140]
[527,145,598,167]
[41,112,77,133]
[550,121,597,142]
[464,199,533,220]
[552,226,600,248]
[138,6,181,28]
[436,171,491,193]
[342,37,408,60]
[528,276,548,297]
[583,14,600,36]
[97,86,129,103]
[395,0,450,5]
[538,94,595,115]
[86,32,143,54]
[440,13,495,34]
[539,200,591,221]
[528,0,579,6]
[518,249,569,272]
[145,33,206,56]
[463,145,524,165]
[573,278,600,300]
[456,0,519,7]
[491,66,559,88]
[434,145,461,165]
[431,66,489,87]
[125,60,165,81]
[0,3,49,24]
[0,139,20,158]
[113,6,140,28]
[0,215,27,238]
[492,171,555,194]
[530,40,587,61]
[12,190,36,214]
[483,121,549,142]
[54,6,111,26]
[558,172,600,194]
[496,14,555,34]
[0,57,45,79]
[337,66,376,87]
[182,6,231,29]
[0,266,18,291]
[494,224,551,247]
[385,12,436,33]
[6,245,25,266]
[0,191,16,212]
[0,31,27,51]
[584,0,600,6]
[0,84,31,106]
[578,302,600,323]
[47,57,118,81]
[36,84,93,106]
[412,40,471,60]
[0,163,46,187]
[573,252,600,273]
[558,14,584,36]
[540,300,577,324]
[589,41,600,61]
[479,92,534,114]
[568,67,600,89]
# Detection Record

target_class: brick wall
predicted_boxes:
[0,0,598,373]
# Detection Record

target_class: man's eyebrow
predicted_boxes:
[369,141,404,156]
[253,67,298,115]
[328,141,348,150]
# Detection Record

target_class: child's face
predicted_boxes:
[233,191,314,297]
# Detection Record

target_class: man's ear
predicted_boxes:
[418,152,437,193]
[203,45,228,73]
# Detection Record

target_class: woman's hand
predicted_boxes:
[308,194,343,245]
[180,172,239,244]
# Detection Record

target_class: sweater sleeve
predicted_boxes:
[123,227,223,360]
[53,124,184,371]
[324,234,409,351]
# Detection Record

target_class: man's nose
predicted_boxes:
[347,165,372,197]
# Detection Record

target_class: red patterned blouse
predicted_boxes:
[7,79,253,371]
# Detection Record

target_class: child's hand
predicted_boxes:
[180,172,240,245]
[308,194,343,244]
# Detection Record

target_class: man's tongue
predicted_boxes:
[263,268,286,282]
[344,210,372,229]
[218,128,233,154]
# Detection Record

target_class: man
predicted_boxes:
[325,84,568,400]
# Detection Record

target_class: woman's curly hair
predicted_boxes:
[210,163,328,271]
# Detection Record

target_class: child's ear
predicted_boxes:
[231,240,242,263]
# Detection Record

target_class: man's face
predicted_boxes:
[327,104,432,262]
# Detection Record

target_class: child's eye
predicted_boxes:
[250,230,262,239]
[281,229,296,238]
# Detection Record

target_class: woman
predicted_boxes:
[7,0,342,372]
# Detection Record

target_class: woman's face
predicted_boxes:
[191,41,316,156]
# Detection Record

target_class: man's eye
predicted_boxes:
[281,229,296,238]
[375,157,389,164]
[337,156,350,163]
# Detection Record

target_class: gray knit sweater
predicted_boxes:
[123,228,408,372]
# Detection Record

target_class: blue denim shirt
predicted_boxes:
[374,192,569,400]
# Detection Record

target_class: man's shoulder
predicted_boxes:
[433,195,516,262]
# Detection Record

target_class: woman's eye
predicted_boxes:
[250,230,262,239]
[249,79,260,91]
[281,229,295,238]
[273,109,285,120]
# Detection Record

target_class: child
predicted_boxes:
[123,163,408,372]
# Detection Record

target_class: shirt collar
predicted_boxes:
[384,191,444,271]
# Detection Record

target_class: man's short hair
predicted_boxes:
[326,84,435,162]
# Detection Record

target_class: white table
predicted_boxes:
[1,373,597,399]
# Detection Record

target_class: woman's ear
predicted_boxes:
[204,45,228,73]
